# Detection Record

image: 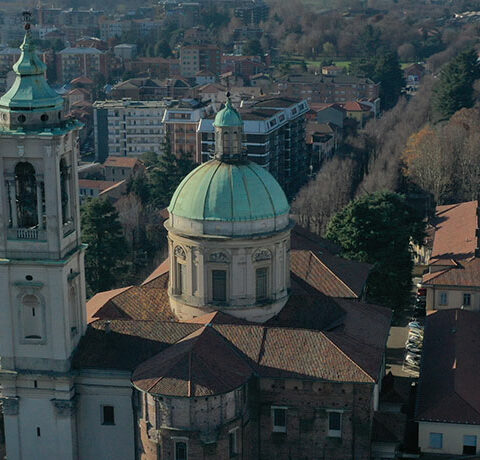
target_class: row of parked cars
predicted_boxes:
[403,287,426,375]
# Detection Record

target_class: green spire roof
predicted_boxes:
[168,159,289,222]
[0,28,63,111]
[213,98,243,128]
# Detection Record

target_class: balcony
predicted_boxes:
[7,228,47,241]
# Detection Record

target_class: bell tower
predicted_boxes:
[0,13,85,460]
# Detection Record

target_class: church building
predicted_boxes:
[0,19,391,460]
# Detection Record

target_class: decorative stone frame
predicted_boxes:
[16,284,47,345]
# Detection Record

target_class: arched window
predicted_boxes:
[222,131,230,153]
[22,294,42,340]
[256,267,268,301]
[15,162,38,228]
[60,158,69,224]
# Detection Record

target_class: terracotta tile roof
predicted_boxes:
[78,248,390,396]
[103,156,142,168]
[416,309,480,424]
[87,274,176,323]
[132,326,253,396]
[291,224,341,253]
[340,101,371,112]
[422,258,480,287]
[429,200,478,265]
[73,320,199,371]
[182,311,253,325]
[291,249,371,298]
[141,259,170,286]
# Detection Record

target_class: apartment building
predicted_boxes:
[93,99,168,162]
[278,73,380,103]
[57,47,107,83]
[198,97,309,196]
[180,44,221,77]
[163,99,213,159]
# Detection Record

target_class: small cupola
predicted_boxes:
[212,95,246,162]
[0,11,64,131]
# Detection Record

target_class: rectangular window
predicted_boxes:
[272,406,287,433]
[429,432,443,449]
[328,411,342,437]
[439,292,448,306]
[212,270,227,302]
[463,293,471,306]
[102,405,115,425]
[229,428,239,457]
[464,435,477,455]
[176,262,186,295]
[175,440,188,460]
[256,267,268,301]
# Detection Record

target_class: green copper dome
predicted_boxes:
[168,159,289,222]
[213,98,243,128]
[0,30,63,111]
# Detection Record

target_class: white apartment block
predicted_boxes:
[93,99,167,161]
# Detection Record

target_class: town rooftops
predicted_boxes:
[77,242,391,398]
[416,309,480,425]
[340,101,372,112]
[59,47,104,55]
[103,156,142,168]
[429,200,478,266]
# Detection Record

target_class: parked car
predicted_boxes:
[408,320,424,329]
[405,352,421,367]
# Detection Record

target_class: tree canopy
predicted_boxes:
[433,48,480,120]
[81,197,128,295]
[326,191,425,311]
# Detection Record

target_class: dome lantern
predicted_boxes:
[212,95,246,162]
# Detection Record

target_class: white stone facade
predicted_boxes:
[167,223,292,323]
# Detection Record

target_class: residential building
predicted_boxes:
[277,73,380,103]
[309,102,346,129]
[404,63,426,88]
[234,0,269,25]
[57,47,107,83]
[78,179,126,204]
[306,121,337,171]
[110,77,191,100]
[339,101,374,127]
[102,156,145,182]
[416,309,480,456]
[0,32,392,459]
[114,44,138,61]
[180,44,221,78]
[420,201,480,312]
[93,99,168,162]
[125,58,180,79]
[163,99,213,159]
[198,97,309,196]
[221,54,266,79]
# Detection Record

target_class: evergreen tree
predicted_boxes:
[148,138,197,209]
[81,197,128,295]
[373,51,404,110]
[326,191,425,311]
[350,52,404,110]
[433,48,480,120]
[154,39,172,58]
[243,39,263,57]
